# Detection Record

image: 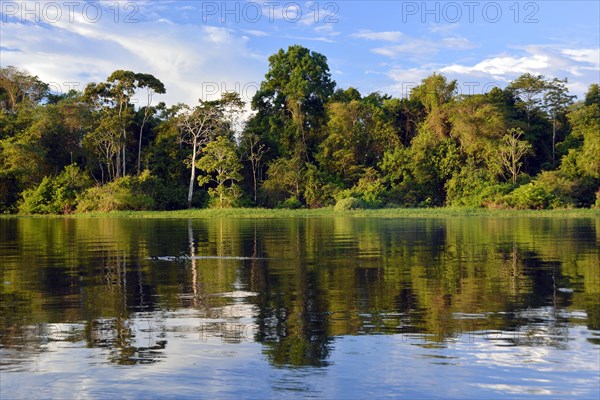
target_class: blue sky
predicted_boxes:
[1,1,598,107]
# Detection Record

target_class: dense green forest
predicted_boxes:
[1,45,599,214]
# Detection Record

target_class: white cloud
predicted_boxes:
[282,35,335,43]
[241,29,270,37]
[440,46,598,82]
[314,24,341,36]
[428,24,461,35]
[561,49,600,67]
[385,67,435,97]
[352,29,475,60]
[441,54,551,77]
[440,37,473,50]
[1,11,266,107]
[379,44,598,99]
[352,30,404,42]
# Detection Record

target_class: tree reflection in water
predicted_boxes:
[0,216,598,368]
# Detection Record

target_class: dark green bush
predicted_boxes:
[277,196,303,209]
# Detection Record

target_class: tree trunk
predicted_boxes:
[188,138,198,208]
[122,132,126,177]
[552,116,556,164]
[252,164,257,203]
[137,109,150,174]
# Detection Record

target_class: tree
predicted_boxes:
[410,74,457,138]
[562,87,600,179]
[83,70,165,179]
[317,99,395,185]
[543,78,575,164]
[241,133,266,203]
[449,94,506,174]
[507,73,548,128]
[197,136,243,208]
[261,156,304,206]
[317,101,366,184]
[177,102,223,208]
[177,93,244,208]
[498,128,532,184]
[410,73,456,113]
[584,84,599,107]
[252,45,335,159]
[0,66,48,112]
[382,97,424,146]
[134,74,166,174]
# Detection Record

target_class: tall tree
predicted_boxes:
[449,94,506,173]
[563,85,600,179]
[134,74,166,174]
[241,133,266,203]
[410,73,457,138]
[543,78,575,164]
[83,70,165,179]
[177,93,244,208]
[177,102,222,208]
[507,73,548,128]
[252,45,335,160]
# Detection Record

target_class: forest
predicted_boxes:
[1,45,599,214]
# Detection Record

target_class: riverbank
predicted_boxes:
[4,207,600,219]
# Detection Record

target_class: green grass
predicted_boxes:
[4,207,599,219]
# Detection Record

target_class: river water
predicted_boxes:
[1,216,599,398]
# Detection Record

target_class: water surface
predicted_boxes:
[1,216,599,398]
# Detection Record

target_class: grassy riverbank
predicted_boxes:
[4,207,600,219]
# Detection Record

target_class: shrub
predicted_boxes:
[76,171,157,212]
[488,171,593,210]
[334,168,384,208]
[334,197,365,211]
[503,183,554,209]
[445,167,513,208]
[19,164,92,214]
[277,196,303,209]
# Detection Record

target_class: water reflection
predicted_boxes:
[0,216,599,397]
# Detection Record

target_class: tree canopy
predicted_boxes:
[1,46,599,213]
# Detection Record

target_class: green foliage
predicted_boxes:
[498,128,533,184]
[251,45,335,160]
[77,171,157,212]
[303,163,338,208]
[197,135,243,208]
[19,164,92,214]
[445,166,511,208]
[494,171,585,210]
[334,197,365,211]
[565,101,600,179]
[277,196,303,209]
[584,84,599,107]
[335,168,384,208]
[0,66,49,112]
[1,60,598,213]
[261,157,304,207]
[498,182,556,210]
